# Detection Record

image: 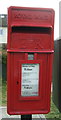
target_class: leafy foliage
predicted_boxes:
[2,44,7,64]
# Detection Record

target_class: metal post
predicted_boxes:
[21,115,32,120]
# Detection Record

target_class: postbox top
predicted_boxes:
[8,6,54,27]
[7,6,55,52]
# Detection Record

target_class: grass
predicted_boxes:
[0,78,7,106]
[0,79,61,119]
[0,77,2,106]
[2,80,7,106]
[45,96,61,119]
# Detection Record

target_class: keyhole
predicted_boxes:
[17,81,19,85]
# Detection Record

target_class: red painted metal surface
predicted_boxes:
[7,6,55,115]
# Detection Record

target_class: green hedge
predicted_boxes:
[2,44,7,81]
[2,51,7,64]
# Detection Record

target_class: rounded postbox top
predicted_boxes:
[7,6,55,52]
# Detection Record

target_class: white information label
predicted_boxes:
[21,64,39,96]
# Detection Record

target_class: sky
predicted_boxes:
[0,0,60,40]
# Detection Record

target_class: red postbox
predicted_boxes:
[7,6,55,115]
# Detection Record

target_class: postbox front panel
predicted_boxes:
[7,53,53,114]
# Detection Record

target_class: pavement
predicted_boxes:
[0,106,46,120]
